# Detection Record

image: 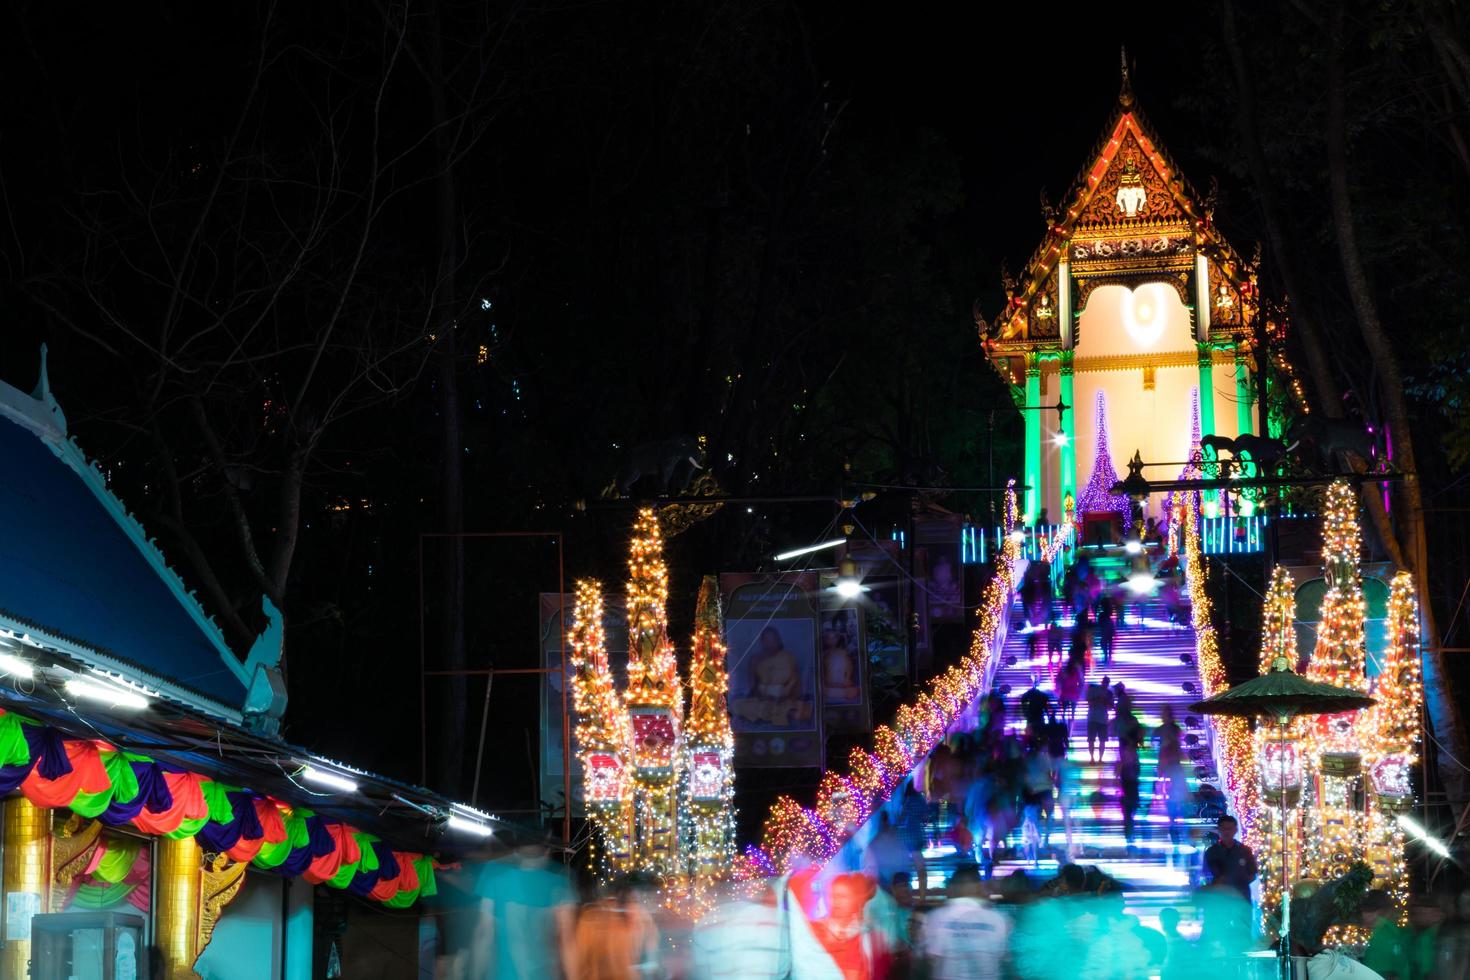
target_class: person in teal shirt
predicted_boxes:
[468,845,576,979]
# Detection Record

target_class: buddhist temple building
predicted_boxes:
[0,351,504,979]
[983,67,1262,533]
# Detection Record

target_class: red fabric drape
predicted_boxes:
[21,739,110,807]
[304,822,362,885]
[131,771,208,835]
[368,851,420,901]
[225,797,288,862]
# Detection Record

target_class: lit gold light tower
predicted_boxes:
[1254,565,1303,920]
[569,509,735,888]
[684,576,735,894]
[623,508,684,877]
[1304,482,1369,885]
[569,580,634,876]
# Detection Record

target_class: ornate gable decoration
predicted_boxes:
[984,81,1253,354]
[1079,128,1181,226]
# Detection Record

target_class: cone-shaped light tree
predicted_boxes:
[685,576,735,891]
[1078,390,1129,520]
[569,509,735,888]
[1255,564,1303,919]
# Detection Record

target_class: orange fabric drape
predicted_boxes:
[130,771,208,835]
[368,851,419,901]
[21,739,111,807]
[304,822,362,884]
[225,798,287,862]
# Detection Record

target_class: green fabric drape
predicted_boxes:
[252,808,311,869]
[70,750,146,818]
[383,856,438,909]
[70,881,137,910]
[0,710,34,766]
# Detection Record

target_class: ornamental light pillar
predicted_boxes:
[1023,355,1042,524]
[1059,351,1077,513]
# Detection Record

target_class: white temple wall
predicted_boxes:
[1040,282,1252,521]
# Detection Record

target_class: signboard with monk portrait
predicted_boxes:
[721,572,823,768]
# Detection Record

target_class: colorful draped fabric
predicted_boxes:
[67,835,152,913]
[0,708,438,906]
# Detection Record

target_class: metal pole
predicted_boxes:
[418,530,566,813]
[1279,721,1291,980]
[471,670,495,805]
[559,534,571,847]
[419,535,428,787]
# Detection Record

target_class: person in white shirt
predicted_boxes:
[921,864,1010,980]
[690,881,789,979]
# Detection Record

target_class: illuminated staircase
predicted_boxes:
[922,589,1219,930]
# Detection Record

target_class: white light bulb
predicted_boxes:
[302,766,359,794]
[447,814,493,837]
[65,678,148,711]
[0,652,35,680]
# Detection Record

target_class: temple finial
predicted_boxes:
[1119,46,1134,107]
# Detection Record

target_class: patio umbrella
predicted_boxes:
[1188,656,1376,721]
[1189,656,1375,980]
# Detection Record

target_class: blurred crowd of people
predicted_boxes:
[428,844,1265,979]
[432,834,1470,979]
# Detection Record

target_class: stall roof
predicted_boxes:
[0,356,270,718]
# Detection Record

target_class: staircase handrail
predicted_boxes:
[750,482,1023,874]
[1181,484,1261,847]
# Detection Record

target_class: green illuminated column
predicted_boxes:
[1059,351,1077,511]
[1024,355,1041,524]
[1198,344,1219,514]
[1234,351,1254,437]
[1197,344,1217,439]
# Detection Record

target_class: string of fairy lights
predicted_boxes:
[754,482,1022,872]
[1182,486,1260,841]
[568,508,734,895]
[1188,479,1423,930]
[684,576,736,901]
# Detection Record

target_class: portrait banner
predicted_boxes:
[817,574,870,733]
[721,572,823,768]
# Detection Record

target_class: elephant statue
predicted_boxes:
[603,436,706,498]
[1285,415,1377,472]
[1199,433,1292,468]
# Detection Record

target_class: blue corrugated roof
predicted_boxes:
[0,413,247,707]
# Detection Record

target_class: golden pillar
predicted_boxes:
[154,835,203,979]
[2,797,53,979]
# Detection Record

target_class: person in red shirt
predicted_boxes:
[789,868,891,979]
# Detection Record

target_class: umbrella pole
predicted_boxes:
[1278,719,1291,980]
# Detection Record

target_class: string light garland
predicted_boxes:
[754,482,1022,871]
[1040,495,1076,564]
[1181,483,1259,843]
[684,576,736,906]
[1254,564,1303,919]
[569,510,737,892]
